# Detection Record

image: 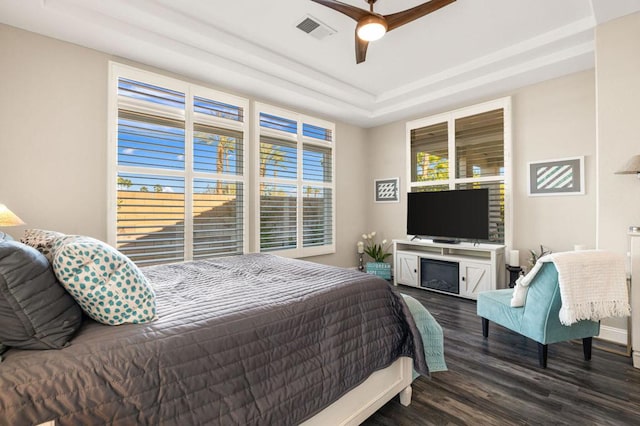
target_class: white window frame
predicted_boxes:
[253,102,336,258]
[107,62,249,262]
[405,97,513,248]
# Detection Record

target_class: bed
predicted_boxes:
[0,251,444,425]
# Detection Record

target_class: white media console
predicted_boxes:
[393,239,506,300]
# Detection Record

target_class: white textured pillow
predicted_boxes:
[21,229,66,263]
[510,276,528,307]
[510,256,553,307]
[52,236,157,325]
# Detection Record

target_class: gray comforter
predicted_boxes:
[0,254,428,425]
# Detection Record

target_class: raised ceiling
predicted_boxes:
[1,0,640,127]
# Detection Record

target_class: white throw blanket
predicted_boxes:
[510,250,630,325]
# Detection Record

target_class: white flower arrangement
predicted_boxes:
[358,231,391,263]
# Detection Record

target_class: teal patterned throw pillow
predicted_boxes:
[52,237,156,325]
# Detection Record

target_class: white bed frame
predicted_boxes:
[37,357,412,426]
[301,357,413,426]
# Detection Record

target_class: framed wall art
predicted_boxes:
[374,177,400,203]
[528,156,585,196]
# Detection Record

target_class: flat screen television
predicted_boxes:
[407,189,489,243]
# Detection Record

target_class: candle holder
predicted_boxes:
[358,253,364,272]
[506,265,523,288]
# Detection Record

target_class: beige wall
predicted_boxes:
[512,71,597,259]
[595,12,640,332]
[0,24,109,238]
[596,12,640,254]
[0,23,368,268]
[363,120,407,243]
[365,71,597,266]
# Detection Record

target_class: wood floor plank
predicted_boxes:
[362,286,640,425]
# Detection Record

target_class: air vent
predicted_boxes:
[296,15,336,40]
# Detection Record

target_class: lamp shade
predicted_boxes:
[0,204,25,227]
[615,155,640,175]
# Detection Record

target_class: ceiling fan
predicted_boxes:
[311,0,456,64]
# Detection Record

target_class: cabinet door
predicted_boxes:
[396,253,419,287]
[459,261,491,299]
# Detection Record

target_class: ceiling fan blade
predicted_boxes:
[310,0,372,22]
[355,31,369,64]
[385,0,456,32]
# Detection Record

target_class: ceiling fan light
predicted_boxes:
[356,16,387,41]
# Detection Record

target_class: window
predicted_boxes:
[255,103,335,257]
[407,98,511,245]
[109,64,248,265]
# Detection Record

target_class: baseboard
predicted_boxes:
[596,325,628,345]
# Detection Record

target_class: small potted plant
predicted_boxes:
[528,244,551,270]
[360,232,392,279]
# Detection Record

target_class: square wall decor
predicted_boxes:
[374,178,400,203]
[528,156,584,196]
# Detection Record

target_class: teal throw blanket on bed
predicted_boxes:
[402,294,448,375]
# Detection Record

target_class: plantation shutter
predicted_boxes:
[454,109,505,242]
[193,124,244,175]
[193,179,244,258]
[408,103,507,244]
[302,143,332,248]
[113,67,247,265]
[455,109,504,179]
[410,122,449,182]
[257,106,335,256]
[260,184,298,251]
[192,124,245,258]
[456,181,505,243]
[116,79,186,265]
[259,135,297,252]
[260,136,298,180]
[302,187,332,247]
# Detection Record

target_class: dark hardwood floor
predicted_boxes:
[363,286,640,425]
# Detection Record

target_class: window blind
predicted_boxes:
[260,137,297,180]
[118,78,185,110]
[260,112,297,133]
[457,182,505,243]
[118,111,185,170]
[112,68,247,265]
[303,187,333,247]
[194,124,243,175]
[117,173,185,265]
[303,123,332,141]
[194,96,243,122]
[303,144,332,182]
[193,179,243,258]
[455,109,504,179]
[260,184,297,251]
[257,106,335,256]
[408,103,507,244]
[410,122,449,182]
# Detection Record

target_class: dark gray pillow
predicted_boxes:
[0,240,82,350]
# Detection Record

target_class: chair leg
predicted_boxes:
[482,317,489,338]
[537,343,548,368]
[583,337,593,361]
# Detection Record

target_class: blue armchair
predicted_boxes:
[477,262,600,368]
